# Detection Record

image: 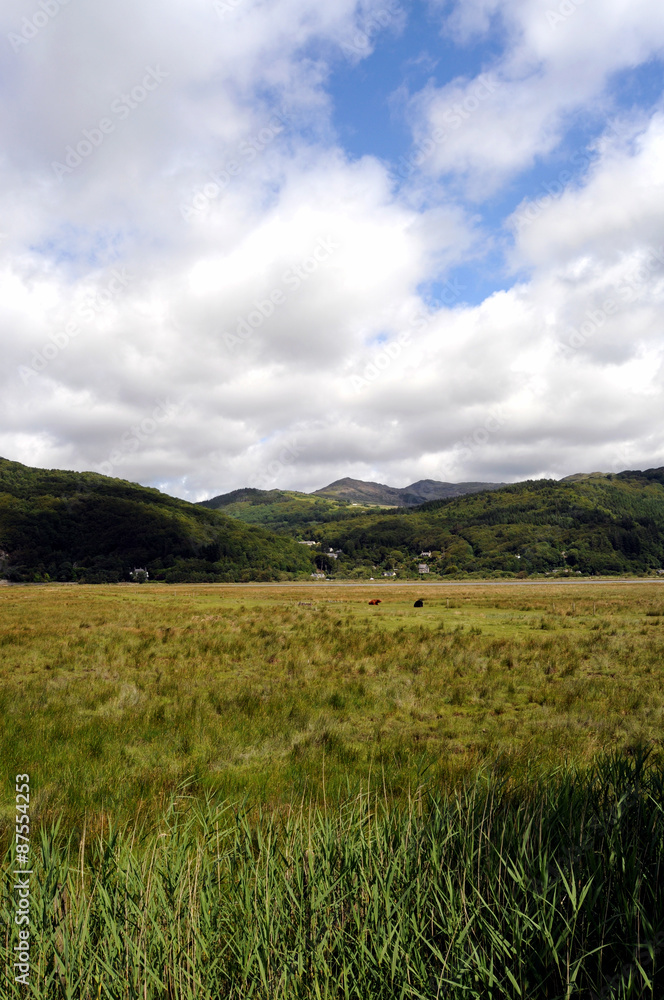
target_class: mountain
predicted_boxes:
[311,477,413,505]
[404,479,507,502]
[311,477,506,506]
[196,478,508,537]
[303,469,664,578]
[560,472,609,482]
[200,478,507,515]
[5,458,663,583]
[0,458,314,583]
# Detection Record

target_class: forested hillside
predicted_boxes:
[3,459,664,582]
[0,458,314,583]
[292,470,664,577]
[197,487,368,533]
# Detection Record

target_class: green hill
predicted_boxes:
[312,476,505,505]
[0,458,314,583]
[198,478,507,536]
[198,487,379,534]
[4,458,664,583]
[293,470,664,578]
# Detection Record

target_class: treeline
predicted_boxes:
[299,472,664,577]
[0,459,314,583]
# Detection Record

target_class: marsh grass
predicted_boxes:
[1,750,663,998]
[2,583,664,996]
[1,583,664,836]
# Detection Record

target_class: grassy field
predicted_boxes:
[1,581,664,997]
[1,581,664,831]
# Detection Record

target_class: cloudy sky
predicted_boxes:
[2,0,664,499]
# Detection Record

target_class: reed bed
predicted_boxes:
[2,750,663,999]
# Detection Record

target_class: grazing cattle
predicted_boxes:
[368,599,382,605]
[413,599,424,608]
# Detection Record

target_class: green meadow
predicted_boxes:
[1,582,664,997]
[2,581,663,828]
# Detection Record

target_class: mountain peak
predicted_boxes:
[312,477,506,506]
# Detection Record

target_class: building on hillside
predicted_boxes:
[417,563,430,574]
[299,540,317,546]
[420,550,432,558]
[311,572,326,579]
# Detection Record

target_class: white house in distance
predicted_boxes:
[418,563,430,574]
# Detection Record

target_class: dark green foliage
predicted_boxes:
[199,487,371,534]
[4,457,664,581]
[2,752,663,997]
[287,472,664,577]
[0,458,313,583]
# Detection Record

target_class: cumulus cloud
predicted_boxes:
[0,0,663,499]
[410,0,664,191]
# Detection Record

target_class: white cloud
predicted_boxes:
[511,112,664,267]
[411,0,664,191]
[1,0,664,500]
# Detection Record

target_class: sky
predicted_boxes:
[1,0,664,500]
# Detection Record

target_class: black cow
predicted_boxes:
[414,599,424,608]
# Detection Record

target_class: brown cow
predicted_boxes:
[368,599,382,605]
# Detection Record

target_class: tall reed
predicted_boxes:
[2,750,663,999]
